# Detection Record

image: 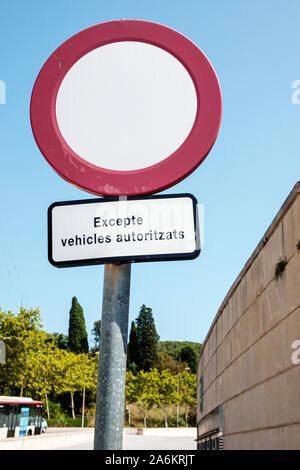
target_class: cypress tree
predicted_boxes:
[68,297,89,353]
[127,321,139,373]
[135,304,160,371]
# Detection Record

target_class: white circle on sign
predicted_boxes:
[56,41,197,171]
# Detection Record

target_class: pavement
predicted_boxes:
[0,427,197,451]
[56,433,197,450]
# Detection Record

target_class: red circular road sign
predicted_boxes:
[30,20,222,197]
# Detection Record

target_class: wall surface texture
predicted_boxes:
[197,182,300,450]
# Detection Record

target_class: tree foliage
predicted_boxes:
[127,321,139,373]
[0,307,44,395]
[177,344,197,374]
[0,307,197,426]
[157,352,188,375]
[0,307,98,419]
[68,297,89,354]
[91,320,101,352]
[134,305,160,372]
[125,368,196,428]
[135,369,160,427]
[49,332,69,350]
[178,370,197,426]
[156,369,178,427]
[158,341,201,360]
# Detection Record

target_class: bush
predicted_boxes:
[124,403,196,428]
[48,400,65,419]
[47,416,89,427]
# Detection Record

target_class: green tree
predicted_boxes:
[177,345,197,374]
[91,320,101,352]
[158,341,202,359]
[135,305,159,371]
[55,351,83,419]
[136,369,160,428]
[14,331,42,397]
[127,321,139,373]
[58,351,98,420]
[158,352,188,375]
[30,340,63,419]
[50,332,69,350]
[157,369,178,427]
[178,371,197,426]
[125,371,139,427]
[79,352,98,426]
[68,297,89,354]
[0,306,98,421]
[0,307,44,396]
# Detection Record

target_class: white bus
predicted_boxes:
[0,396,43,438]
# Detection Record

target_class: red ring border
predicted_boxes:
[30,20,222,197]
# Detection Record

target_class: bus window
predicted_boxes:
[0,407,4,427]
[0,405,9,439]
[8,405,18,437]
[29,410,35,426]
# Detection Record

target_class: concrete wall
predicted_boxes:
[197,182,300,450]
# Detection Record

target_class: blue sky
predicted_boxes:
[0,1,299,347]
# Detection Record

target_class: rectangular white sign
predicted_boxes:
[48,194,200,267]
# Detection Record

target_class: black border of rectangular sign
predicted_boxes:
[48,193,200,268]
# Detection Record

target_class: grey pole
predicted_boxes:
[94,262,131,450]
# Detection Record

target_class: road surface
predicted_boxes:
[52,430,196,450]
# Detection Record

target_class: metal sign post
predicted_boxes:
[94,263,131,450]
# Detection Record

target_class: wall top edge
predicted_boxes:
[198,181,300,364]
